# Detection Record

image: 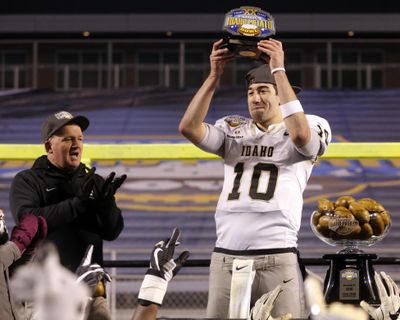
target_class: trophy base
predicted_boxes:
[323,253,379,306]
[221,35,269,61]
[338,246,365,254]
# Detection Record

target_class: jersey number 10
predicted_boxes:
[228,162,278,201]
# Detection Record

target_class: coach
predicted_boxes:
[9,110,125,320]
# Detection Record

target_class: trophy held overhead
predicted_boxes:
[221,6,276,61]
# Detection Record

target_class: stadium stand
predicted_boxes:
[0,88,399,261]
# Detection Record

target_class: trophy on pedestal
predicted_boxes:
[310,196,391,305]
[221,6,275,60]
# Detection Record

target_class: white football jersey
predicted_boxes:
[198,113,331,250]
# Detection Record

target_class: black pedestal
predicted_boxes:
[323,253,379,305]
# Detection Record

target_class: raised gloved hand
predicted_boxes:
[10,213,47,254]
[138,227,190,305]
[75,244,111,296]
[76,167,97,201]
[94,171,127,201]
[360,272,400,320]
[0,208,9,245]
[248,285,292,320]
[305,275,368,320]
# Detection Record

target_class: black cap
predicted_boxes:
[41,111,89,142]
[245,64,301,93]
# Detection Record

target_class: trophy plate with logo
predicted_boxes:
[221,6,275,60]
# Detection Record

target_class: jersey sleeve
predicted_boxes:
[196,122,225,157]
[296,115,332,159]
[196,115,251,158]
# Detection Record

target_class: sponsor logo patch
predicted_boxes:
[225,116,247,128]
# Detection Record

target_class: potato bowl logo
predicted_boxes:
[225,116,247,128]
[238,25,261,37]
[328,216,360,235]
[341,269,358,281]
[223,6,275,38]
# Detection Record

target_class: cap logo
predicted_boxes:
[54,111,73,120]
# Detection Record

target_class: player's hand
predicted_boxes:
[257,39,285,71]
[138,227,190,305]
[75,245,111,295]
[147,227,190,281]
[0,208,9,245]
[94,172,127,201]
[248,285,292,320]
[305,275,368,320]
[360,272,400,320]
[209,39,235,78]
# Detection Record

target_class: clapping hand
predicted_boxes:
[76,168,126,206]
[94,171,127,201]
[77,167,96,201]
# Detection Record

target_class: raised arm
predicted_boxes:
[132,228,190,320]
[257,39,310,148]
[179,39,234,144]
[131,304,159,320]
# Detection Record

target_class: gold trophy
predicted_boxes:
[221,6,275,60]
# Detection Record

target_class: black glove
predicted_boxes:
[76,167,97,201]
[0,209,9,245]
[75,245,111,295]
[94,172,127,201]
[138,227,190,305]
[146,227,189,281]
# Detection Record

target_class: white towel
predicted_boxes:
[229,258,256,319]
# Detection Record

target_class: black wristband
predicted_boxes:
[137,298,160,307]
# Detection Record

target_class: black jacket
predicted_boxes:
[9,155,124,271]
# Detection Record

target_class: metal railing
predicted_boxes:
[1,62,400,90]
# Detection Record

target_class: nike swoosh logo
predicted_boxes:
[235,265,247,271]
[283,278,294,283]
[46,187,56,192]
[153,248,162,271]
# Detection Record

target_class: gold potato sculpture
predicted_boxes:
[311,195,391,245]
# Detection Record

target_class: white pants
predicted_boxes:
[206,251,307,319]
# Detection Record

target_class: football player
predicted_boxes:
[179,38,331,319]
